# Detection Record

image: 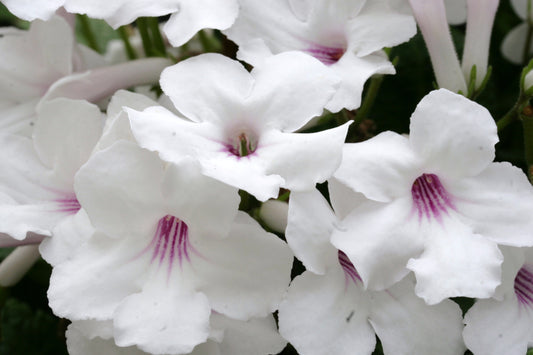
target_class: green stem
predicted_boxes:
[137,17,154,57]
[77,15,99,53]
[496,108,519,132]
[117,26,138,60]
[148,18,167,57]
[355,75,384,126]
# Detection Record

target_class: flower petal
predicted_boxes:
[160,53,253,124]
[74,141,166,239]
[409,89,498,179]
[278,269,376,355]
[192,212,293,320]
[332,198,424,290]
[407,218,503,304]
[286,190,339,275]
[258,123,350,191]
[450,162,533,247]
[163,0,239,46]
[247,51,339,132]
[463,297,533,355]
[334,132,420,202]
[113,276,211,355]
[501,23,530,65]
[370,276,466,355]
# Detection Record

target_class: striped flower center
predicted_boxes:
[411,173,455,223]
[305,44,345,65]
[338,250,362,285]
[55,196,81,215]
[140,215,199,277]
[515,264,533,309]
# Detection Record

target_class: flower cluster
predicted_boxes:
[1,1,533,355]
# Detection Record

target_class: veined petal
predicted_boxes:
[334,132,420,202]
[247,51,339,131]
[278,269,375,355]
[370,275,465,355]
[450,162,533,247]
[286,190,339,275]
[113,275,211,355]
[258,123,350,191]
[409,89,498,179]
[407,218,503,304]
[163,0,239,46]
[331,198,424,290]
[192,212,293,320]
[160,53,253,125]
[74,141,167,239]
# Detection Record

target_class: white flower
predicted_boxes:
[463,246,533,355]
[279,188,465,355]
[48,141,293,354]
[444,0,467,25]
[333,89,533,304]
[0,98,104,240]
[66,314,286,355]
[128,52,350,201]
[223,0,416,112]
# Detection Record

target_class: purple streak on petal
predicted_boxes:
[304,44,345,66]
[515,264,533,309]
[411,173,455,223]
[338,250,362,286]
[54,196,81,214]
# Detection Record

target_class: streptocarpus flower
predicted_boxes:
[128,52,350,201]
[501,0,533,65]
[463,247,533,355]
[278,188,465,355]
[333,89,533,304]
[224,0,416,112]
[48,142,293,354]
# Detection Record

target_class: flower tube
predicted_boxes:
[462,0,499,89]
[409,0,467,93]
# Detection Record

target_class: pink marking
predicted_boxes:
[54,197,81,214]
[139,215,200,278]
[515,264,533,309]
[305,44,345,65]
[411,173,455,223]
[338,250,362,285]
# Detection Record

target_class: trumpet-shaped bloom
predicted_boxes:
[48,142,293,354]
[0,98,104,240]
[66,314,286,355]
[279,188,465,355]
[224,0,416,112]
[463,246,533,355]
[333,89,533,304]
[128,52,350,201]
